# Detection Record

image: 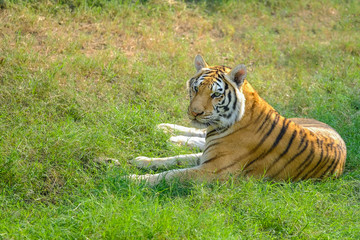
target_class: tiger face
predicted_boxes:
[187,55,247,130]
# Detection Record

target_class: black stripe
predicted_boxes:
[246,113,281,157]
[244,118,290,170]
[320,149,338,178]
[267,130,297,173]
[216,127,228,135]
[309,142,330,178]
[219,106,229,112]
[272,140,309,178]
[270,118,291,149]
[220,112,233,119]
[219,96,226,105]
[299,155,316,180]
[203,142,220,155]
[214,78,223,86]
[297,129,306,149]
[249,95,257,119]
[293,141,315,180]
[232,93,238,110]
[203,156,217,164]
[215,161,238,174]
[206,129,217,138]
[296,140,315,171]
[214,77,222,83]
[228,88,238,110]
[221,123,249,139]
[256,110,274,133]
[215,127,227,135]
[253,107,266,125]
[227,90,232,103]
[256,114,281,148]
[329,147,341,176]
[330,147,342,175]
[303,139,324,179]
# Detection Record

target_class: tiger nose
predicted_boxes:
[190,110,204,117]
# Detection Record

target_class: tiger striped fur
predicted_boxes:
[129,55,346,185]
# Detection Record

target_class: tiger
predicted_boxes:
[129,55,347,186]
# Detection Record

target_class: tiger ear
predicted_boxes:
[228,64,247,87]
[194,55,208,72]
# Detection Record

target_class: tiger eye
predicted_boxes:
[212,92,222,98]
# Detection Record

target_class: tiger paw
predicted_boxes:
[129,156,153,169]
[157,123,176,134]
[127,173,161,186]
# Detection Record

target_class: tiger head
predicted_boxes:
[187,55,247,130]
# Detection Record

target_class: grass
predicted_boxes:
[0,0,359,239]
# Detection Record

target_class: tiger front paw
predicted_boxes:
[157,123,176,134]
[127,173,161,186]
[129,156,153,169]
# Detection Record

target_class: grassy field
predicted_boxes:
[0,0,359,239]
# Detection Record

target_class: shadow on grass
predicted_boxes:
[102,165,360,201]
[104,171,196,200]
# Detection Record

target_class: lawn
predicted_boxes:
[0,0,359,239]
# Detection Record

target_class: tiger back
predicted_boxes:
[189,55,346,180]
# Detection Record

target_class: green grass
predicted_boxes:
[0,0,359,239]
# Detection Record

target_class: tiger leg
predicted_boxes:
[169,136,205,150]
[157,123,206,150]
[128,165,219,186]
[157,123,206,137]
[130,153,202,169]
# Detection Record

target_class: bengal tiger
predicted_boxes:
[129,55,347,186]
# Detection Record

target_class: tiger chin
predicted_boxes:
[129,55,346,186]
